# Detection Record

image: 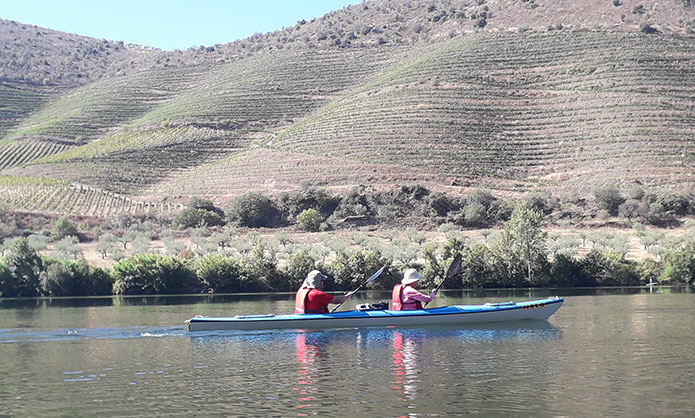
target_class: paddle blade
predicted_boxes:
[366,265,386,283]
[446,254,463,279]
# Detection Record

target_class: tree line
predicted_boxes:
[1,201,693,298]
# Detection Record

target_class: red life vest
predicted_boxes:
[391,284,423,311]
[295,288,330,314]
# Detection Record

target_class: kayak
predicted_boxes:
[186,296,564,331]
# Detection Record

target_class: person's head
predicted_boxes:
[402,268,423,288]
[303,270,328,290]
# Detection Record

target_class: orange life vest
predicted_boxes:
[391,284,423,311]
[295,288,330,314]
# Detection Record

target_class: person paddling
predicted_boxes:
[295,270,352,314]
[391,268,436,310]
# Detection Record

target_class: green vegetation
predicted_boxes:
[172,198,226,229]
[296,209,323,232]
[227,192,278,228]
[2,205,694,297]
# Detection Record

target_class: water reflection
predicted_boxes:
[295,331,329,414]
[391,329,424,404]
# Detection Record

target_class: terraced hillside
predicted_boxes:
[269,31,695,191]
[1,0,694,216]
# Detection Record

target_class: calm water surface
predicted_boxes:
[1,288,694,417]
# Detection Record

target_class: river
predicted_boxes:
[1,288,693,417]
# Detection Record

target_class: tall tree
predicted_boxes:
[496,201,547,285]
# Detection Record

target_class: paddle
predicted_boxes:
[424,253,462,307]
[330,265,387,313]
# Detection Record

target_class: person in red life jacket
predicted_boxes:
[295,270,352,314]
[392,268,436,310]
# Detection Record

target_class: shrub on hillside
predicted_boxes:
[522,191,559,215]
[112,254,200,295]
[452,190,510,228]
[296,209,323,231]
[632,4,646,14]
[192,254,243,293]
[593,185,625,216]
[332,186,372,219]
[640,23,658,34]
[40,260,112,296]
[0,238,42,297]
[425,192,459,217]
[278,188,340,219]
[188,197,225,217]
[655,192,690,216]
[51,218,78,241]
[618,199,642,220]
[172,208,225,229]
[227,192,278,228]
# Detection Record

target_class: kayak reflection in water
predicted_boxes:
[392,268,436,310]
[392,330,424,402]
[295,270,352,314]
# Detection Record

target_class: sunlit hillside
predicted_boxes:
[1,0,694,216]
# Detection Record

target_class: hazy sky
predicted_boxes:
[1,0,361,50]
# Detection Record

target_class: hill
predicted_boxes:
[1,0,694,217]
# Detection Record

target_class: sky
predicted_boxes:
[0,0,361,50]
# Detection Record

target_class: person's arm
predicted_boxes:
[402,286,435,303]
[331,294,351,304]
[313,291,351,307]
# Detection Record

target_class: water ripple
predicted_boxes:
[0,326,186,343]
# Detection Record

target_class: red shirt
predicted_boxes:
[305,289,334,312]
[296,288,335,313]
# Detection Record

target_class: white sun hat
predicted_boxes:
[402,268,423,285]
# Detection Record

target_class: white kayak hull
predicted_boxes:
[186,297,564,331]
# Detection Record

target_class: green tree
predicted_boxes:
[26,234,49,252]
[460,244,500,288]
[0,238,42,297]
[55,236,82,259]
[51,217,78,241]
[96,233,118,259]
[496,201,548,285]
[172,208,225,229]
[593,185,625,216]
[329,250,386,291]
[296,208,323,232]
[227,192,277,228]
[619,199,641,220]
